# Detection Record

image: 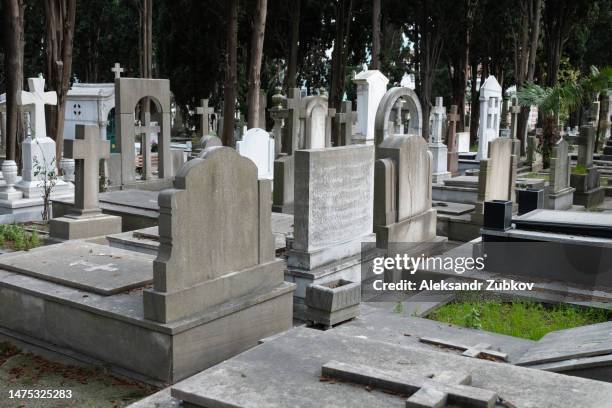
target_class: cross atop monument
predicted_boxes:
[64,124,110,214]
[196,98,214,137]
[430,96,445,143]
[18,77,57,139]
[510,98,521,139]
[111,62,124,79]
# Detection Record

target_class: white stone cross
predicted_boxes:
[111,62,124,79]
[135,112,161,179]
[419,336,509,361]
[65,124,111,213]
[18,77,57,139]
[196,98,214,137]
[69,260,118,272]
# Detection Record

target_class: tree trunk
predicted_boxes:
[286,0,301,89]
[469,60,479,147]
[329,0,353,115]
[44,0,77,168]
[247,0,268,129]
[222,0,238,146]
[4,0,26,163]
[371,0,381,70]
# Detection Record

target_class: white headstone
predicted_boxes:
[236,128,275,180]
[353,70,389,144]
[477,76,502,160]
[429,97,450,183]
[456,132,470,153]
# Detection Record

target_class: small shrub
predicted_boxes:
[572,164,588,175]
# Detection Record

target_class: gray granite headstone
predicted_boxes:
[143,147,284,323]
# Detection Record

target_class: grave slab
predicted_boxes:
[513,209,612,238]
[171,326,612,408]
[0,242,153,295]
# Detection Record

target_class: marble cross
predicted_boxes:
[18,77,57,139]
[111,62,124,79]
[196,98,214,137]
[135,112,160,179]
[70,260,118,272]
[510,98,521,139]
[430,96,446,144]
[322,360,499,408]
[64,124,110,214]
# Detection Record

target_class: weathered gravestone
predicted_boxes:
[333,100,353,146]
[547,138,575,210]
[471,137,520,223]
[236,128,274,180]
[353,70,389,145]
[429,97,451,183]
[374,87,423,146]
[300,95,332,149]
[571,125,604,208]
[15,77,73,199]
[526,135,543,171]
[195,98,214,138]
[446,105,461,176]
[114,77,173,187]
[476,76,502,160]
[286,145,375,314]
[143,147,293,323]
[49,124,122,239]
[374,134,439,250]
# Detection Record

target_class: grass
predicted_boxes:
[428,298,612,340]
[0,342,157,407]
[0,224,41,251]
[520,172,549,181]
[572,164,588,175]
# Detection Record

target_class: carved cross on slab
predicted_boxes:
[111,62,124,79]
[419,337,509,362]
[69,260,118,272]
[196,98,214,137]
[322,360,499,408]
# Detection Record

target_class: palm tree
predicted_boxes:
[516,66,612,167]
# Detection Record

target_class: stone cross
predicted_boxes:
[447,105,460,152]
[334,100,353,145]
[135,112,160,180]
[111,63,124,79]
[64,124,110,214]
[509,98,521,139]
[322,360,498,408]
[196,98,214,137]
[18,77,57,139]
[69,260,118,272]
[430,97,445,144]
[284,88,302,154]
[419,337,509,361]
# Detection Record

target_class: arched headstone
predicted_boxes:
[374,87,423,145]
[236,128,274,180]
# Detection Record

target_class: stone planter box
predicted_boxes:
[305,279,360,328]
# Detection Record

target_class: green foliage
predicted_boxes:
[0,224,43,251]
[429,299,612,340]
[572,165,588,175]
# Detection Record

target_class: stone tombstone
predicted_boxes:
[447,104,460,176]
[526,135,543,171]
[548,138,575,210]
[472,137,520,223]
[196,98,214,137]
[15,77,72,198]
[143,147,284,323]
[577,124,595,169]
[283,88,302,155]
[374,134,436,247]
[374,87,423,145]
[301,95,330,149]
[476,76,502,160]
[236,128,274,180]
[456,131,470,153]
[49,124,121,239]
[115,78,172,185]
[334,100,353,146]
[428,97,450,183]
[353,70,389,144]
[199,134,222,150]
[293,145,374,255]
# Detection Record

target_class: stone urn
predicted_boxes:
[60,157,75,182]
[305,279,361,328]
[0,160,22,200]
